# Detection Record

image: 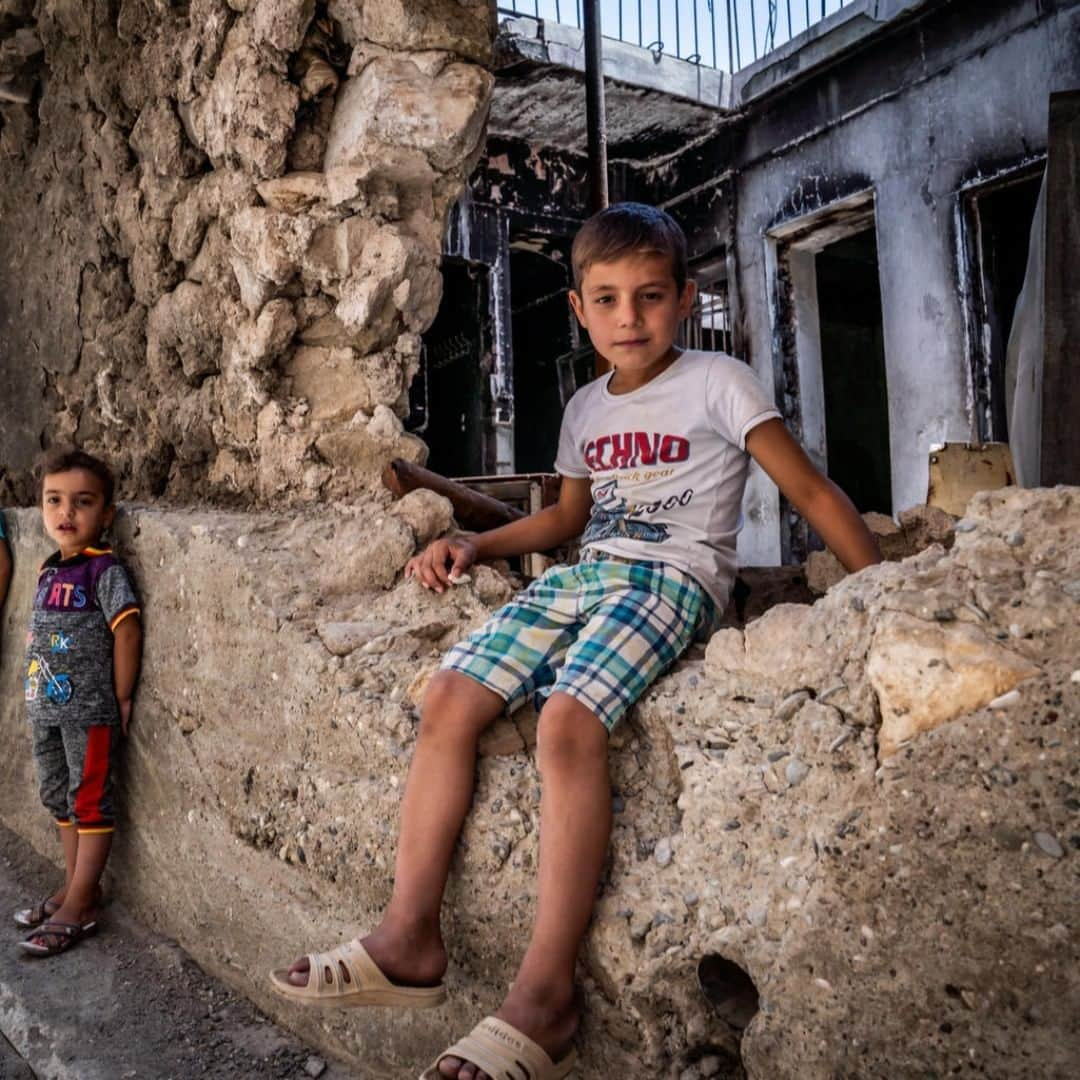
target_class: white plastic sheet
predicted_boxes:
[1005,173,1046,488]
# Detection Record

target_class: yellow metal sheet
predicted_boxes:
[926,442,1016,516]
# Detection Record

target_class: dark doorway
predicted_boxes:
[970,171,1043,440]
[815,228,892,515]
[408,259,492,478]
[509,244,576,474]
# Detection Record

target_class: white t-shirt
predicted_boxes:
[555,350,781,609]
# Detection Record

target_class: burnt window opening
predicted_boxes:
[815,227,893,516]
[966,168,1044,442]
[510,240,578,474]
[409,258,493,478]
[682,262,734,356]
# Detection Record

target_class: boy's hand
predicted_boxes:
[119,699,133,736]
[405,537,478,593]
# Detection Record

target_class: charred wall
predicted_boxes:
[649,0,1080,564]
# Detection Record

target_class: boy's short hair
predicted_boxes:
[38,448,115,505]
[571,202,689,292]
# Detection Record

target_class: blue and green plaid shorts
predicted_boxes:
[440,552,715,731]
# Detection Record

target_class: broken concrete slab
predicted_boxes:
[0,486,1075,1077]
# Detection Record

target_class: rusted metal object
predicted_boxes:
[382,459,525,532]
[926,442,1015,517]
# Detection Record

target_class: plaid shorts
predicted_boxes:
[441,553,714,731]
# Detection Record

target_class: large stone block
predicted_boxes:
[325,56,492,175]
[868,612,1038,757]
[330,0,495,64]
[186,25,299,178]
[129,99,205,177]
[387,488,454,546]
[285,344,379,421]
[230,206,317,286]
[250,0,315,54]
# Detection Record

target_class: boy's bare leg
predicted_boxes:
[287,671,506,987]
[27,832,109,942]
[32,823,80,917]
[55,822,79,903]
[440,692,611,1080]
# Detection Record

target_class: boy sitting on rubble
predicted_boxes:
[271,203,881,1079]
[15,449,142,957]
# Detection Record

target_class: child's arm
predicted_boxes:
[745,419,882,572]
[406,476,594,593]
[113,615,142,736]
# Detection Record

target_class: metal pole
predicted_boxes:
[583,0,609,212]
[732,0,742,69]
[726,0,735,71]
[710,0,718,68]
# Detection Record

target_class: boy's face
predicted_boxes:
[41,469,114,559]
[569,252,696,374]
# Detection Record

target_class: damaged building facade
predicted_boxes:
[1,2,1079,1078]
[423,0,1079,564]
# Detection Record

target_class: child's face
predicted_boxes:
[41,469,115,558]
[569,252,696,374]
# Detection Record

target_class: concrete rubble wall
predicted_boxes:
[0,0,494,506]
[1,485,1077,1077]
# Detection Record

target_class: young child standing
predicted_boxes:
[270,203,881,1079]
[16,449,142,957]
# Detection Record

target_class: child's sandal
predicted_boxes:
[12,897,59,929]
[19,919,98,957]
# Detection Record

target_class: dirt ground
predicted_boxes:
[0,824,353,1080]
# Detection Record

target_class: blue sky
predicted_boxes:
[497,1,848,70]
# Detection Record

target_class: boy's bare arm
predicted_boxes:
[745,419,882,572]
[113,615,142,735]
[407,476,594,592]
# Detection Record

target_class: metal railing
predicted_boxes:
[498,1,849,71]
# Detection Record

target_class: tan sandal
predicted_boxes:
[268,938,447,1008]
[420,1016,577,1079]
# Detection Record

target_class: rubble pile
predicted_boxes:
[0,0,493,505]
[1,486,1075,1077]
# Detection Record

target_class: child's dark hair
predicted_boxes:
[38,448,115,505]
[571,202,689,293]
